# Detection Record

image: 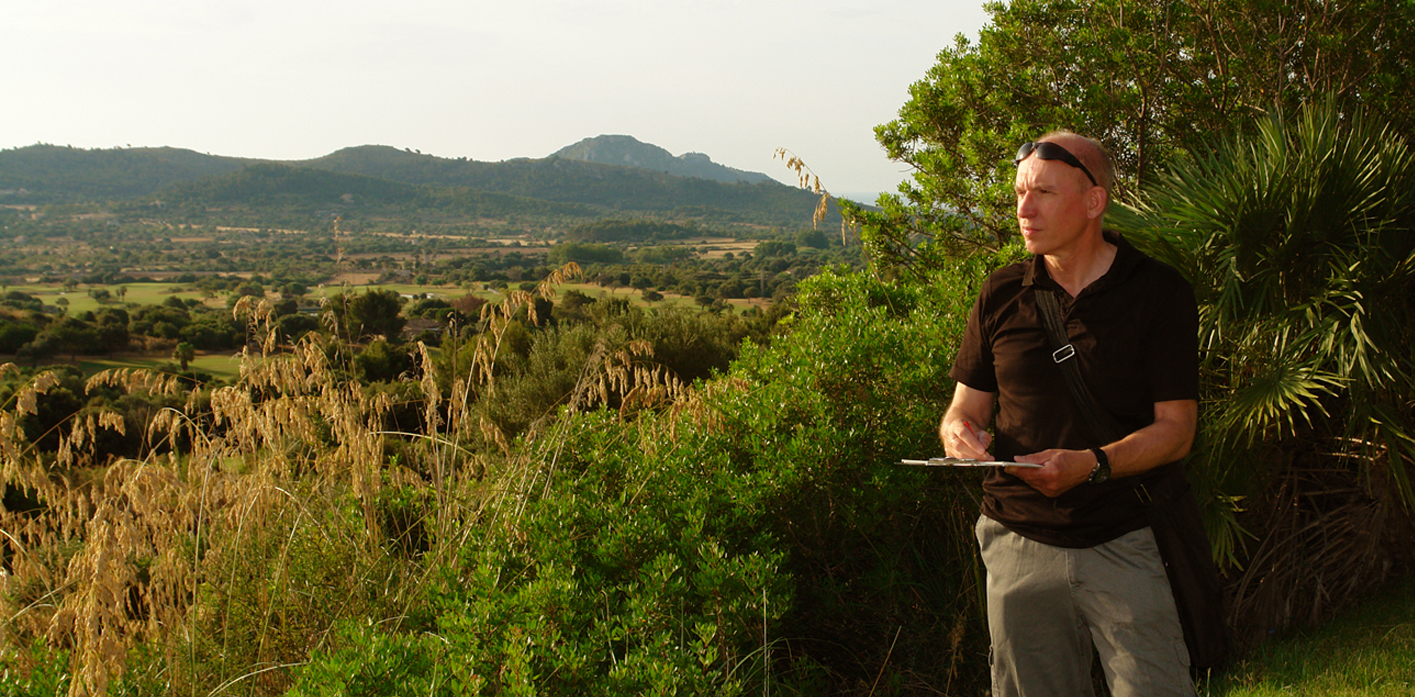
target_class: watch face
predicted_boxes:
[1089,448,1110,483]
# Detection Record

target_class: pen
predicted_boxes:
[962,420,991,452]
[963,420,979,440]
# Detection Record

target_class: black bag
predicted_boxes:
[1140,468,1230,671]
[1036,289,1229,671]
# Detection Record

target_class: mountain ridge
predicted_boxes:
[1,140,831,227]
[549,135,775,185]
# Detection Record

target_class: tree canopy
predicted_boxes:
[852,0,1415,271]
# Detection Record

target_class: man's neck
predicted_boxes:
[1043,230,1117,297]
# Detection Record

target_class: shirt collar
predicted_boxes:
[1022,230,1140,293]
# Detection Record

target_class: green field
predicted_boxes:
[76,351,243,381]
[12,282,218,316]
[314,280,769,312]
[10,276,769,322]
[5,278,768,388]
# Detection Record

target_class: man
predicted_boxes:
[940,131,1200,696]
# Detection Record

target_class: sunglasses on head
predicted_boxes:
[1014,141,1098,186]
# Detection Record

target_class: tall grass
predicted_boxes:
[2,255,998,695]
[0,260,769,695]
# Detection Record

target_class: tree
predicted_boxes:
[855,0,1415,274]
[34,318,103,359]
[354,339,413,383]
[330,289,407,344]
[754,240,795,257]
[795,229,829,249]
[1113,100,1415,641]
[0,321,39,353]
[173,342,195,371]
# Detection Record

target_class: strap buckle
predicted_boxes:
[1052,344,1076,363]
[1135,483,1153,505]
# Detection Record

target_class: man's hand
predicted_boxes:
[1009,399,1197,497]
[941,416,993,460]
[1010,449,1096,497]
[940,384,996,460]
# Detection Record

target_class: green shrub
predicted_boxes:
[297,259,1006,694]
[0,640,70,696]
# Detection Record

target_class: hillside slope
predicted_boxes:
[161,162,598,220]
[549,134,775,185]
[300,145,825,224]
[1,142,830,226]
[0,145,248,202]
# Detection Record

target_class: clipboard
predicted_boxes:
[897,458,1042,468]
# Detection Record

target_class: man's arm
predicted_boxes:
[1012,398,1197,497]
[940,383,996,460]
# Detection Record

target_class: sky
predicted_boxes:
[2,0,993,199]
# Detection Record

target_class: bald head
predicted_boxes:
[1038,130,1114,196]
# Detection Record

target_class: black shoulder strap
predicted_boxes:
[1034,288,1124,445]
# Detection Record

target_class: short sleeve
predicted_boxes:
[950,281,999,393]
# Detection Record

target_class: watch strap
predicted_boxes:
[1088,446,1111,483]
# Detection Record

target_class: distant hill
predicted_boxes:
[0,140,834,227]
[291,147,829,225]
[162,162,598,219]
[0,144,247,202]
[549,135,775,185]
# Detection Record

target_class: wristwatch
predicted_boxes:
[1088,447,1111,484]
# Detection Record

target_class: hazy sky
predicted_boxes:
[2,0,992,197]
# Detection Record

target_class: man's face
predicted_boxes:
[1014,151,1095,258]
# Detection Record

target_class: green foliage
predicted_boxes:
[1116,100,1415,504]
[754,240,796,257]
[356,338,415,383]
[280,260,1001,694]
[1,142,831,227]
[794,228,829,249]
[473,301,749,441]
[0,144,245,202]
[547,242,625,265]
[0,291,44,312]
[329,288,408,344]
[564,218,698,243]
[860,0,1415,272]
[0,640,71,696]
[176,309,244,350]
[1109,100,1415,645]
[0,320,40,353]
[716,267,989,690]
[288,620,483,696]
[629,245,695,264]
[143,488,417,694]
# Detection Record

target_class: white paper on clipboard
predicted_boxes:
[897,458,1043,468]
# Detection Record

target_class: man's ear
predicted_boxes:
[1086,186,1108,220]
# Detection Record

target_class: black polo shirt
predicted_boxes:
[950,232,1199,548]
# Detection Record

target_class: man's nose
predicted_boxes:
[1016,192,1035,217]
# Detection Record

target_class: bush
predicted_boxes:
[3,258,1007,694]
[303,262,1002,693]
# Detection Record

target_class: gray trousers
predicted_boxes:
[976,515,1195,697]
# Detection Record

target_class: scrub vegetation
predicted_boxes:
[4,1,1415,695]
